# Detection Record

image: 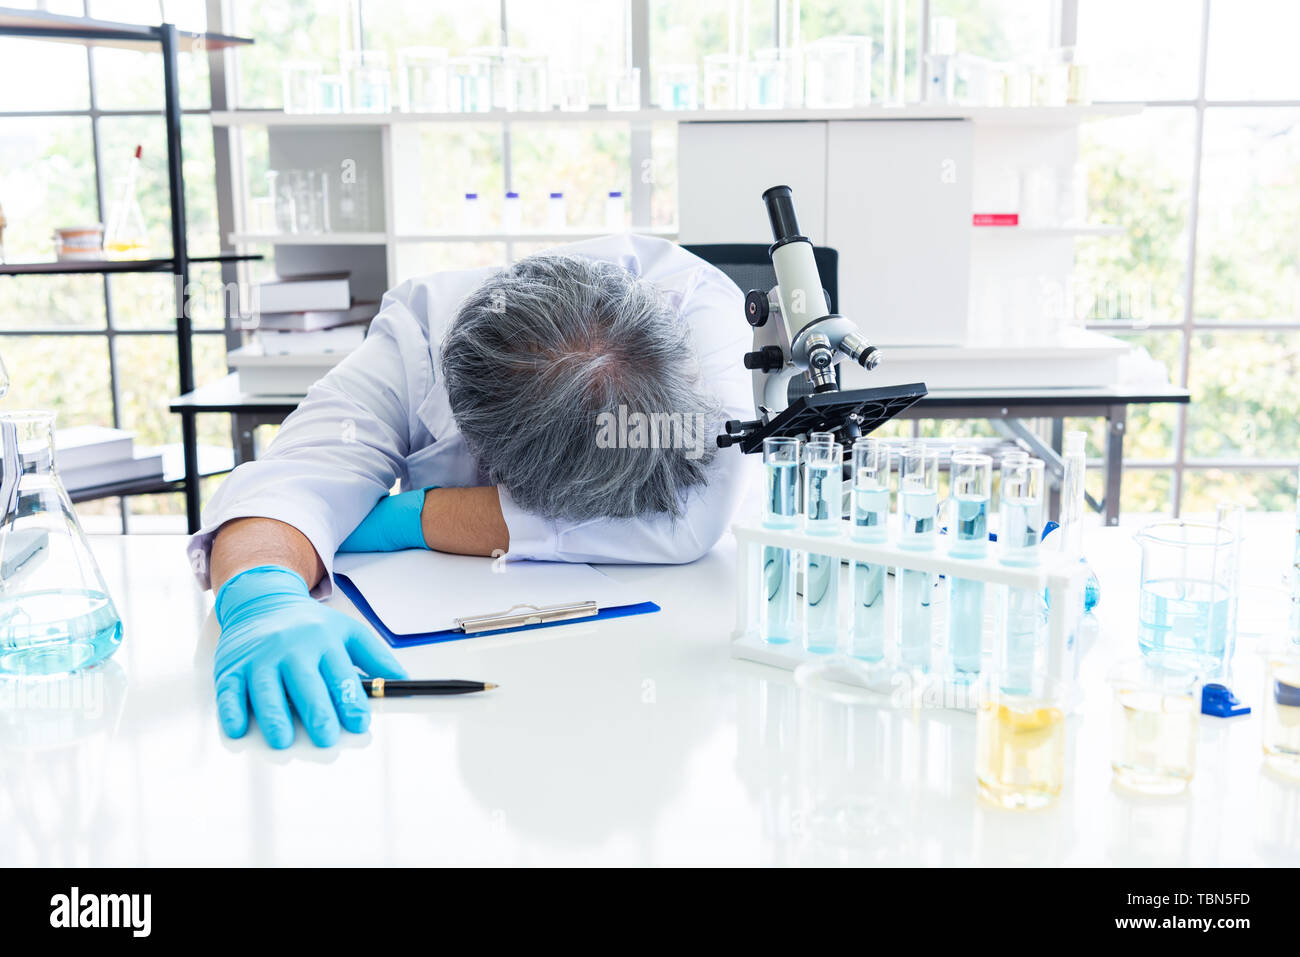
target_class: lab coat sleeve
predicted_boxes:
[186,297,433,598]
[497,243,754,564]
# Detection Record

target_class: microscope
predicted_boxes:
[717,185,928,454]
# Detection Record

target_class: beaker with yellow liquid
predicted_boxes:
[1108,658,1200,795]
[976,673,1066,810]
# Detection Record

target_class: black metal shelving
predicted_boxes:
[0,7,255,531]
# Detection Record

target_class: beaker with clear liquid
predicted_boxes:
[0,411,122,675]
[1134,521,1235,672]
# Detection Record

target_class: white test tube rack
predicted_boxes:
[731,518,1092,709]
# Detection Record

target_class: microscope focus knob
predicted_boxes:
[744,290,770,327]
[743,346,784,373]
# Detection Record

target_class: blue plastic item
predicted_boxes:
[1201,682,1251,718]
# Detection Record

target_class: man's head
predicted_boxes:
[441,254,721,521]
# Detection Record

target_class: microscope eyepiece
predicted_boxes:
[761,185,801,243]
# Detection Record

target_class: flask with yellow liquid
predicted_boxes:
[104,145,150,259]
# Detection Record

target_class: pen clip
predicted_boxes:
[454,600,599,634]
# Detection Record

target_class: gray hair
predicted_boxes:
[441,254,721,521]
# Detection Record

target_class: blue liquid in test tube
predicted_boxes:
[998,458,1045,692]
[897,446,939,672]
[803,446,842,654]
[850,438,889,662]
[760,440,800,644]
[948,453,992,682]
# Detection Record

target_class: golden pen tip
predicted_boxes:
[484,683,499,690]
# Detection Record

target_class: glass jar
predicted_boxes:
[449,55,492,113]
[703,53,744,110]
[0,411,123,675]
[343,50,391,113]
[397,47,449,113]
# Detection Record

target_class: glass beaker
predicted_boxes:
[657,64,698,110]
[976,671,1067,810]
[1263,650,1300,779]
[343,50,391,113]
[803,37,857,109]
[1135,521,1235,671]
[449,55,492,112]
[1108,658,1200,795]
[281,61,321,113]
[703,53,744,110]
[397,47,449,112]
[606,67,641,111]
[0,412,122,675]
[514,53,550,112]
[749,48,787,109]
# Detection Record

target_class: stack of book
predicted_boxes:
[228,272,378,395]
[56,426,164,493]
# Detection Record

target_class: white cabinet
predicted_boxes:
[677,121,828,244]
[678,118,972,346]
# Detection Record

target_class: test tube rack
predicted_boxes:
[731,519,1092,710]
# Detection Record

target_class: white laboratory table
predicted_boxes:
[2,520,1298,867]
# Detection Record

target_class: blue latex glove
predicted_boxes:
[337,487,436,553]
[214,565,408,749]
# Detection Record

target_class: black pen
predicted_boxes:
[363,678,497,698]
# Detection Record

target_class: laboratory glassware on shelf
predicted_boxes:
[802,439,842,655]
[605,191,625,231]
[924,16,958,103]
[803,36,870,108]
[1108,658,1200,795]
[703,53,744,110]
[606,67,641,111]
[976,670,1067,810]
[343,50,391,113]
[555,71,590,112]
[0,411,123,676]
[1134,520,1235,674]
[397,47,449,112]
[513,52,550,112]
[104,145,149,259]
[749,48,787,109]
[450,55,492,112]
[657,64,698,110]
[282,60,321,113]
[546,192,567,231]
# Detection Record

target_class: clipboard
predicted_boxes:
[333,550,660,647]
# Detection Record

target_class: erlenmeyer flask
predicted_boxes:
[0,411,122,675]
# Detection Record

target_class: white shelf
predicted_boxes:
[229,228,679,246]
[228,232,388,245]
[211,103,1141,129]
[392,228,678,243]
[972,224,1125,238]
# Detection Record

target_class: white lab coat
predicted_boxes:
[188,234,754,597]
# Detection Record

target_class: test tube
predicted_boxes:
[948,452,992,681]
[850,439,889,662]
[760,437,800,645]
[897,445,939,671]
[999,458,1046,693]
[802,440,843,654]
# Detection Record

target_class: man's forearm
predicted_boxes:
[420,487,510,556]
[210,517,326,593]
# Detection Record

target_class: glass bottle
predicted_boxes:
[0,411,123,675]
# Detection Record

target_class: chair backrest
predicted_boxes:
[681,243,839,313]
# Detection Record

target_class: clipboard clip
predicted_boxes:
[454,600,599,635]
